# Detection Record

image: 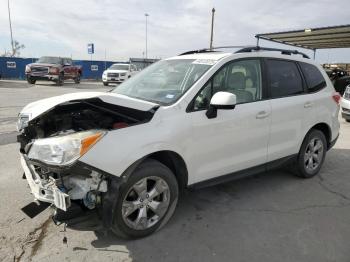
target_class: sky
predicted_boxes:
[0,0,349,63]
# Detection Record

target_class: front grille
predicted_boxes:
[344,86,350,100]
[107,73,119,77]
[344,92,350,100]
[31,66,49,75]
[342,107,350,113]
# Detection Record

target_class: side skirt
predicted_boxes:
[188,154,297,190]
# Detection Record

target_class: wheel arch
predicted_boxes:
[309,122,332,149]
[122,150,189,192]
[147,150,188,190]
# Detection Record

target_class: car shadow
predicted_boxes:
[69,148,350,261]
[33,82,80,87]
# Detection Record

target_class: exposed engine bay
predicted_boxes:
[18,98,156,153]
[18,97,157,221]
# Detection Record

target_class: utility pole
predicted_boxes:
[7,0,14,56]
[104,48,107,70]
[209,8,215,51]
[145,13,149,59]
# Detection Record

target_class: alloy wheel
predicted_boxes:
[304,138,324,172]
[122,176,170,230]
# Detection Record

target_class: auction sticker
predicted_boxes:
[192,59,217,65]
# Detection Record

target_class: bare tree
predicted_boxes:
[1,40,25,57]
[12,40,25,57]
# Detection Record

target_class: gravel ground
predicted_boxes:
[0,80,350,262]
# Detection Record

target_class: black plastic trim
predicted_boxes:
[189,154,297,190]
[328,134,339,150]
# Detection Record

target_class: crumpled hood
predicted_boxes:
[20,92,158,120]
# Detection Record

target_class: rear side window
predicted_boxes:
[266,59,303,98]
[300,62,326,92]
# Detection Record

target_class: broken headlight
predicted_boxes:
[28,130,105,166]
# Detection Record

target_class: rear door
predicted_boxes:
[265,58,309,161]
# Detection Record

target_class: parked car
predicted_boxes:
[325,68,350,95]
[17,47,340,239]
[25,56,82,86]
[340,85,350,122]
[102,63,138,86]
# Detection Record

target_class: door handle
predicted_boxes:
[304,101,314,108]
[256,111,270,119]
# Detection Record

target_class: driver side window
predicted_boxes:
[193,59,262,111]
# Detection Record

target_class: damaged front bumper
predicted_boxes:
[21,155,71,211]
[20,151,124,229]
[20,152,109,213]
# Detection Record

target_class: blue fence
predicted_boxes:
[0,57,126,80]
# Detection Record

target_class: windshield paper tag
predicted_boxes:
[166,94,175,99]
[192,59,217,65]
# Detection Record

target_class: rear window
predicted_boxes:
[300,62,326,92]
[266,59,304,98]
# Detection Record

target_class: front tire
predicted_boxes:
[56,73,64,86]
[294,129,327,178]
[103,82,108,86]
[74,73,81,84]
[111,159,179,239]
[27,77,36,84]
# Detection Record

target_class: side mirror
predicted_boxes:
[206,91,236,119]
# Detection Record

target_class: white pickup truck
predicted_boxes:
[102,63,138,86]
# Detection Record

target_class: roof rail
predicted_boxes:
[179,46,252,56]
[179,49,216,56]
[235,46,310,59]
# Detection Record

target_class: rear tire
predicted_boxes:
[111,159,179,239]
[293,129,327,178]
[346,119,350,123]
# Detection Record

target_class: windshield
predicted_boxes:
[112,59,212,104]
[37,56,63,64]
[110,64,130,70]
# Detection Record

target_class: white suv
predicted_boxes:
[102,63,138,86]
[341,85,350,122]
[17,47,340,238]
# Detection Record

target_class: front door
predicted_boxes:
[188,59,271,183]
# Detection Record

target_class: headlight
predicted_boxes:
[25,66,31,73]
[120,73,126,76]
[28,130,105,166]
[49,67,59,74]
[102,71,107,76]
[17,113,31,131]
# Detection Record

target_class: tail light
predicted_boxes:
[332,92,341,105]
